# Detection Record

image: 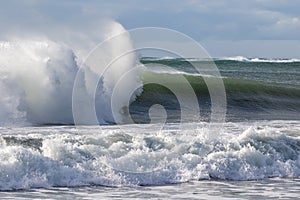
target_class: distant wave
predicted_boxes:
[142,56,300,63]
[142,57,213,62]
[218,56,300,63]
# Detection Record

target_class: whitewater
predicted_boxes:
[0,121,299,191]
[0,22,143,126]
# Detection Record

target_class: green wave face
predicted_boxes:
[128,59,300,123]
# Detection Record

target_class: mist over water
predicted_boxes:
[0,22,143,126]
[0,40,77,125]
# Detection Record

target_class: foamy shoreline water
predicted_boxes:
[0,121,299,191]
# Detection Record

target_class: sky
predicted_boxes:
[0,0,300,58]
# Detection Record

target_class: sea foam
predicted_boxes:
[0,121,299,190]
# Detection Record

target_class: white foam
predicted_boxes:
[0,121,298,190]
[220,56,300,63]
[143,63,217,78]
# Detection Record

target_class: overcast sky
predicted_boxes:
[1,0,300,58]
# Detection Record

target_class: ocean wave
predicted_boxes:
[142,70,300,103]
[0,23,142,126]
[218,56,300,63]
[141,56,300,63]
[143,66,217,78]
[0,40,77,126]
[127,71,300,122]
[0,22,299,127]
[141,57,213,62]
[0,121,299,190]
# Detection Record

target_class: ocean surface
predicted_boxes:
[0,38,300,199]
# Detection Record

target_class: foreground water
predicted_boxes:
[0,120,299,199]
[1,178,299,200]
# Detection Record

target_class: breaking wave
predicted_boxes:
[0,22,142,126]
[0,121,299,190]
[218,56,300,63]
